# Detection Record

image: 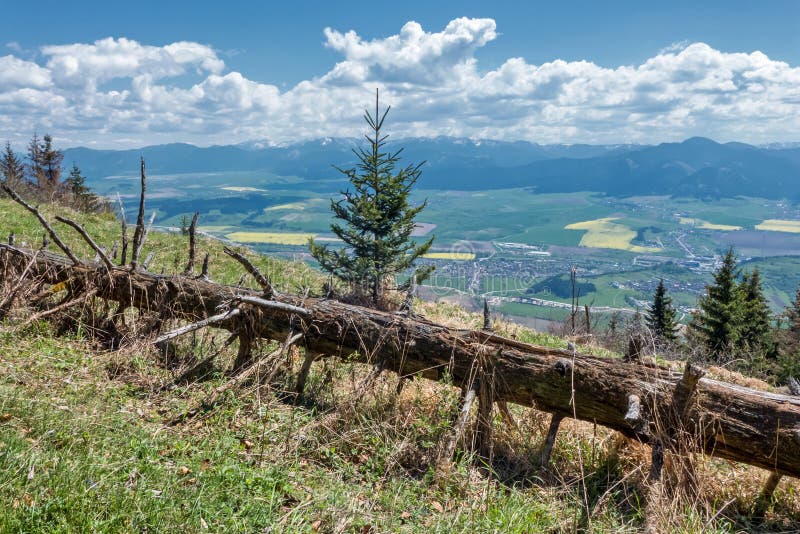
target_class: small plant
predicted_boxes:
[309,89,433,309]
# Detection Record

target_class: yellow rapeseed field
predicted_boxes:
[264,202,307,211]
[220,186,267,192]
[565,217,662,253]
[755,219,800,233]
[423,252,476,260]
[226,231,315,245]
[679,217,742,231]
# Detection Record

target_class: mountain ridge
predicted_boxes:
[63,136,800,200]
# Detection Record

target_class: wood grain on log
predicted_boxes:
[3,243,800,478]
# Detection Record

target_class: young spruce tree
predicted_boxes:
[691,247,741,359]
[309,90,434,309]
[65,163,99,211]
[646,278,678,344]
[1,142,25,191]
[738,268,774,354]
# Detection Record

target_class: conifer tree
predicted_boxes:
[738,268,773,352]
[780,287,800,370]
[0,142,25,190]
[785,287,800,342]
[26,133,45,189]
[646,278,678,344]
[692,247,741,359]
[65,163,98,211]
[309,90,434,308]
[39,134,64,194]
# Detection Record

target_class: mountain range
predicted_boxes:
[64,137,800,200]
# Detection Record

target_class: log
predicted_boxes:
[3,243,800,478]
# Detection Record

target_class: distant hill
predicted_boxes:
[64,136,800,200]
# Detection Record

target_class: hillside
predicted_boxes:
[2,197,800,532]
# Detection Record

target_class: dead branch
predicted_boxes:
[541,413,564,466]
[199,253,210,281]
[2,185,80,264]
[0,249,39,317]
[223,246,272,296]
[16,288,97,329]
[130,158,146,269]
[233,294,310,317]
[184,212,199,275]
[154,308,241,344]
[116,193,128,266]
[174,332,303,423]
[437,383,478,471]
[55,216,114,271]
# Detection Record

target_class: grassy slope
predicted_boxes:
[1,198,799,532]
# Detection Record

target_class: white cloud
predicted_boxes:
[42,37,224,89]
[0,55,52,89]
[0,20,799,148]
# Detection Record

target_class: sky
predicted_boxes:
[1,0,799,149]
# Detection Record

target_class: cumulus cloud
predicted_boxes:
[0,19,799,148]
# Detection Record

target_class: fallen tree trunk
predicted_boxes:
[2,242,800,478]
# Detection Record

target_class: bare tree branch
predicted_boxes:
[130,157,146,269]
[1,184,80,264]
[233,294,310,316]
[223,246,272,296]
[55,216,114,271]
[154,308,241,344]
[184,211,199,275]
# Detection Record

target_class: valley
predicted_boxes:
[82,159,800,326]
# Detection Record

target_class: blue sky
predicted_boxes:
[1,1,799,148]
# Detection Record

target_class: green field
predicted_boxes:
[84,170,800,321]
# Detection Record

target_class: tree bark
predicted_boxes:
[3,242,800,478]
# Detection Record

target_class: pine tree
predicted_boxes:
[692,247,741,359]
[65,163,98,211]
[779,287,800,373]
[26,133,45,189]
[646,278,678,344]
[39,134,64,194]
[785,287,800,341]
[738,268,774,355]
[309,90,434,309]
[0,142,25,191]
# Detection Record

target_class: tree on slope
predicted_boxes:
[26,133,45,189]
[738,268,774,355]
[646,278,678,345]
[309,90,434,309]
[39,134,64,195]
[0,142,25,191]
[64,163,101,211]
[691,248,742,359]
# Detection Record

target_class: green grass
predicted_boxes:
[0,327,641,533]
[0,197,325,294]
[2,195,800,532]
